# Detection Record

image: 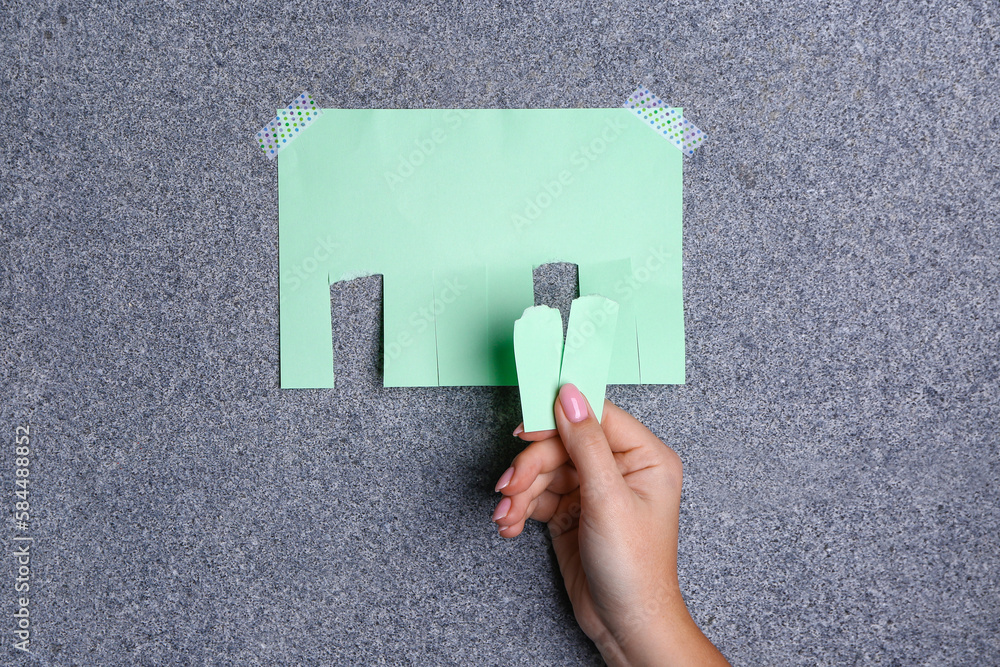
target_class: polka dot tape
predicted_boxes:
[256,92,323,160]
[623,87,706,155]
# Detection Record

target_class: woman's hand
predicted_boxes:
[493,383,729,666]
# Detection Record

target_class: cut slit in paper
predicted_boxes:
[623,86,706,154]
[514,295,620,432]
[278,108,685,388]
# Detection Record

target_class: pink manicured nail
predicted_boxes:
[495,466,514,492]
[559,383,588,423]
[512,424,524,436]
[492,497,511,522]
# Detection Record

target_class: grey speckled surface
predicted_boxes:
[2,1,999,665]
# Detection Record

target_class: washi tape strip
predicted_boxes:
[623,86,706,155]
[256,92,322,160]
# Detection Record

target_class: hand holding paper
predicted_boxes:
[493,390,730,666]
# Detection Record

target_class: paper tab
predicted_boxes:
[559,295,619,424]
[513,306,565,431]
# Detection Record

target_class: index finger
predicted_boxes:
[513,422,559,442]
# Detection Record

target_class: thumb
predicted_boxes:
[554,383,627,500]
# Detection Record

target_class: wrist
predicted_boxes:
[623,592,696,664]
[597,584,710,667]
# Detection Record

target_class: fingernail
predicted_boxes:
[492,497,511,522]
[495,466,514,492]
[512,424,524,436]
[559,383,588,423]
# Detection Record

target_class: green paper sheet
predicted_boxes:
[278,108,684,388]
